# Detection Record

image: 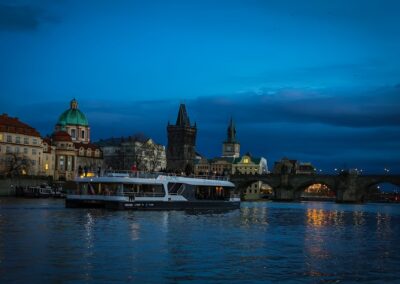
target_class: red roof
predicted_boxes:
[52,131,72,142]
[74,142,102,158]
[74,142,101,150]
[0,114,41,137]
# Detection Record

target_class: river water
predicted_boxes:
[0,198,399,283]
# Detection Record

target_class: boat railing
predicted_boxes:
[132,192,166,197]
[100,170,230,181]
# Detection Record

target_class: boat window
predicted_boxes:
[123,184,165,197]
[194,186,232,200]
[168,183,184,194]
[101,183,123,195]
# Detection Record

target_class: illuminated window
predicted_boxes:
[45,163,49,170]
[0,134,3,141]
[243,158,249,164]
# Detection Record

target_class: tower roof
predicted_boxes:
[57,99,89,127]
[226,117,237,142]
[175,104,191,127]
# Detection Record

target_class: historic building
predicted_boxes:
[0,114,44,176]
[273,158,315,175]
[222,118,240,158]
[193,119,269,200]
[232,153,268,175]
[55,99,90,143]
[166,104,197,173]
[98,136,166,172]
[232,153,269,200]
[42,137,56,177]
[50,99,103,180]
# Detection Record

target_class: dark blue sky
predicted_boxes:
[1,0,400,173]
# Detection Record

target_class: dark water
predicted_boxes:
[0,199,399,283]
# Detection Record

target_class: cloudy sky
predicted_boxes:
[1,0,399,173]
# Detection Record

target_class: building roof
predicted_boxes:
[75,142,102,151]
[233,156,263,164]
[56,99,89,127]
[52,131,72,142]
[0,113,41,137]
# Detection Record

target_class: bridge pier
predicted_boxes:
[272,174,294,201]
[335,172,365,203]
[273,187,296,201]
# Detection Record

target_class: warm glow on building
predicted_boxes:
[45,163,49,170]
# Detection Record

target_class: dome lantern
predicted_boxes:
[70,98,78,110]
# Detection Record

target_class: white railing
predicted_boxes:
[98,170,230,181]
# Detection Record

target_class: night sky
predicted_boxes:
[1,0,399,174]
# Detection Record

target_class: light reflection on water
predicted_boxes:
[0,198,399,283]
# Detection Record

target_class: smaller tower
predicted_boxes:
[222,117,240,158]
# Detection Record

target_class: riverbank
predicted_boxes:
[0,178,52,196]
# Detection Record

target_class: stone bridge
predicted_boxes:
[230,172,400,203]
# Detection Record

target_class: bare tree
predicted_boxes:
[3,153,32,177]
[133,140,164,172]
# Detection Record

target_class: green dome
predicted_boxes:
[57,99,89,127]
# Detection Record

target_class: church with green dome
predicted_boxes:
[49,99,103,181]
[55,99,91,143]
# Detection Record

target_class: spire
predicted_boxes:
[175,104,191,127]
[227,117,236,142]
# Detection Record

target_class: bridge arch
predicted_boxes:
[364,181,400,203]
[295,180,336,201]
[230,175,281,200]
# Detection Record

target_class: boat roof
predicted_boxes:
[75,174,235,187]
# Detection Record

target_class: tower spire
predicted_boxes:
[227,117,236,142]
[176,103,191,127]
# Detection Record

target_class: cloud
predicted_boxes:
[0,3,59,31]
[188,85,400,128]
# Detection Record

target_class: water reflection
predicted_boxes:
[130,222,141,241]
[353,211,365,226]
[0,199,399,283]
[306,208,344,227]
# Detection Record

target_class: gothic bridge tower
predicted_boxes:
[167,104,197,173]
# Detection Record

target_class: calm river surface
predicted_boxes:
[0,198,399,283]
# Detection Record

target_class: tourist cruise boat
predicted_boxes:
[65,171,240,210]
